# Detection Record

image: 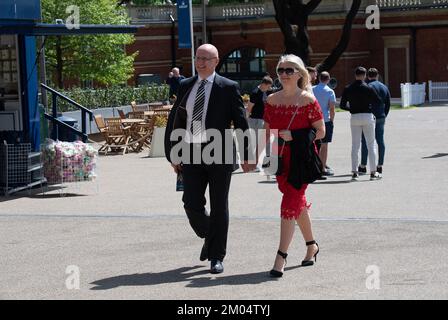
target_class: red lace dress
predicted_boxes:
[263,101,323,219]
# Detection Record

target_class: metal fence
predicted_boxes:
[0,142,31,195]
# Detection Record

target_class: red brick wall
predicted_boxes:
[416,27,448,83]
[126,11,448,98]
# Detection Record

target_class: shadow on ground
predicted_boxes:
[90,265,304,290]
[422,153,448,159]
[0,185,73,202]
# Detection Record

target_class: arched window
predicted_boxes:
[218,47,267,93]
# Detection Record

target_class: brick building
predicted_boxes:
[126,0,448,97]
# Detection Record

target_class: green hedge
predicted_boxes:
[50,84,169,112]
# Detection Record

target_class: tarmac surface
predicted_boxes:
[1,105,447,299]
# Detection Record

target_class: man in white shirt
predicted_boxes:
[164,44,254,274]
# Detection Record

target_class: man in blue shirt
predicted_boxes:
[313,71,337,176]
[359,68,391,176]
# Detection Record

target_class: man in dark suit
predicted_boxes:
[164,44,254,274]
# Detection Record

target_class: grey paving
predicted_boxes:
[1,105,447,299]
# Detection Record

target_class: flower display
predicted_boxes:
[42,139,98,184]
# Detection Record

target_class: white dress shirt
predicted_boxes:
[185,72,215,143]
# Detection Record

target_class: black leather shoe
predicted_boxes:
[200,238,209,261]
[210,259,224,274]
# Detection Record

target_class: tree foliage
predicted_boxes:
[41,0,138,88]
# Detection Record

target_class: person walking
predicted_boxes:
[164,44,254,274]
[263,54,325,277]
[340,66,382,181]
[358,68,391,176]
[313,71,337,176]
[306,66,317,86]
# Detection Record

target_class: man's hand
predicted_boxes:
[171,163,182,174]
[241,161,256,173]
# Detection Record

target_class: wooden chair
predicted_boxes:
[94,114,108,153]
[126,116,155,152]
[103,118,131,155]
[94,114,107,132]
[131,101,149,112]
[117,109,126,119]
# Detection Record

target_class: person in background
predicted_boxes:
[340,66,382,181]
[166,67,185,100]
[247,76,273,169]
[306,66,317,86]
[313,71,337,177]
[358,68,391,177]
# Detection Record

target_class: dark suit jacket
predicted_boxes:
[164,73,249,171]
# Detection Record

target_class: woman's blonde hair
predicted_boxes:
[276,54,312,92]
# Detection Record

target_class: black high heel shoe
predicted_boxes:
[301,240,319,267]
[270,250,288,277]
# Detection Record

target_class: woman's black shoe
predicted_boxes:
[301,240,319,266]
[270,250,288,277]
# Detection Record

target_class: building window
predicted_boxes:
[218,47,267,93]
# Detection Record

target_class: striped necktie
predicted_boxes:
[191,79,208,136]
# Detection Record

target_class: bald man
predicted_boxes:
[164,44,254,274]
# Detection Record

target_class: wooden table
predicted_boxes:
[144,108,171,117]
[121,118,146,124]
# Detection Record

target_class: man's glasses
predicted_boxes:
[195,56,218,62]
[277,67,298,76]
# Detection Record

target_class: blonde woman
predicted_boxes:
[263,54,325,277]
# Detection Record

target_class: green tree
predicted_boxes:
[41,0,138,88]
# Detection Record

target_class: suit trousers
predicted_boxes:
[182,161,232,262]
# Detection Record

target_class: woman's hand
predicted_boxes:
[312,119,326,141]
[279,130,293,142]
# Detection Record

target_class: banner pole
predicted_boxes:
[189,0,195,76]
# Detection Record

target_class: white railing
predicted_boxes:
[127,0,365,24]
[375,0,448,9]
[400,82,426,107]
[428,81,448,102]
[221,5,265,19]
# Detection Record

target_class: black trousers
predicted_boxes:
[182,163,232,262]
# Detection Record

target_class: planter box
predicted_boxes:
[148,126,166,158]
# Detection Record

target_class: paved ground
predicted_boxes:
[1,105,448,299]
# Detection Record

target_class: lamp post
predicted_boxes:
[169,14,176,68]
[39,2,48,108]
[202,0,208,43]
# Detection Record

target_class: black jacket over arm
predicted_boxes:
[164,74,249,171]
[288,128,323,190]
